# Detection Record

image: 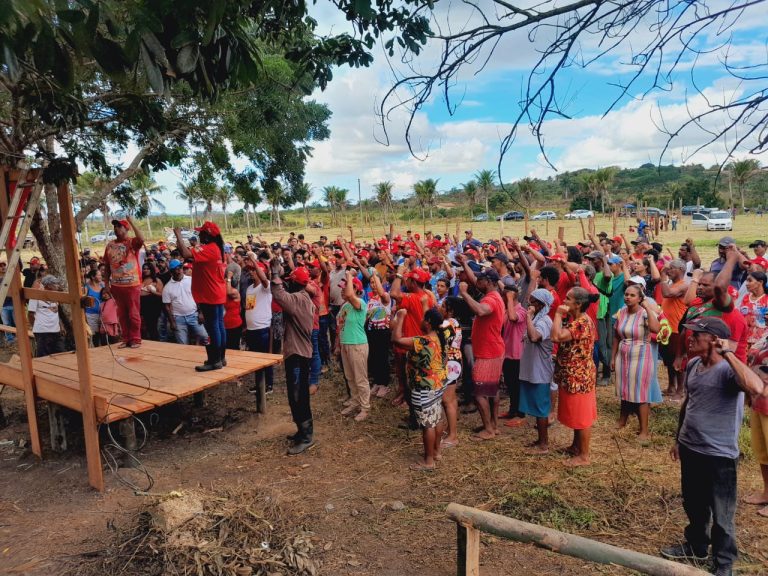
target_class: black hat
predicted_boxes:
[651,242,663,252]
[682,317,731,339]
[749,240,767,248]
[490,253,509,264]
[476,268,500,283]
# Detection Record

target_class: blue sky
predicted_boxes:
[150,0,767,214]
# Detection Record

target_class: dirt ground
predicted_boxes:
[2,350,768,576]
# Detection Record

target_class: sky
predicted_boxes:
[150,0,768,214]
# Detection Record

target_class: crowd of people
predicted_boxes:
[4,216,768,575]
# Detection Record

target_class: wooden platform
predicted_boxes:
[0,341,283,423]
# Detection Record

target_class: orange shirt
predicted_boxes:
[661,281,687,333]
[104,237,143,288]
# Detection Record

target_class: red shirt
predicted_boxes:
[546,288,561,321]
[555,270,574,304]
[576,269,599,342]
[472,291,505,359]
[190,243,226,305]
[224,296,242,330]
[685,297,748,362]
[308,279,321,331]
[400,290,436,338]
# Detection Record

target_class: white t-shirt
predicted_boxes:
[28,299,61,333]
[244,282,272,330]
[161,275,197,317]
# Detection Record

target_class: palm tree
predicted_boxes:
[216,185,234,231]
[580,172,601,211]
[462,180,478,219]
[323,186,349,227]
[293,182,313,227]
[176,181,202,228]
[264,179,284,229]
[130,170,165,238]
[374,181,394,224]
[474,169,496,218]
[421,178,438,219]
[593,167,616,213]
[729,158,761,210]
[516,178,536,213]
[234,180,262,234]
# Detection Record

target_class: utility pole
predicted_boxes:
[358,178,363,228]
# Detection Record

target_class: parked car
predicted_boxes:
[681,205,706,215]
[633,207,667,217]
[531,211,557,220]
[167,229,194,243]
[472,213,489,222]
[496,210,525,221]
[310,221,324,228]
[22,234,35,249]
[564,209,594,219]
[90,231,117,243]
[690,210,733,231]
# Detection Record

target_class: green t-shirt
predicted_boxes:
[339,301,368,345]
[593,271,611,320]
[607,274,626,319]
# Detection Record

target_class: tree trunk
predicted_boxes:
[304,204,309,227]
[739,185,746,210]
[146,213,152,238]
[485,193,489,217]
[245,207,251,234]
[222,205,228,231]
[189,205,194,229]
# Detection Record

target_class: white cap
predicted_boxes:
[628,275,647,288]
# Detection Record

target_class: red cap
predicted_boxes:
[547,253,566,262]
[306,259,321,268]
[750,257,768,269]
[407,268,431,284]
[194,221,221,237]
[612,236,623,243]
[405,249,418,257]
[111,219,130,229]
[428,256,440,265]
[340,276,364,292]
[29,257,41,265]
[414,233,421,240]
[465,248,479,259]
[288,266,310,286]
[357,249,370,260]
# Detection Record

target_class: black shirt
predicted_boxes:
[22,268,37,288]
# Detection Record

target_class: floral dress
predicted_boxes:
[554,315,598,430]
[739,293,768,348]
[407,334,447,427]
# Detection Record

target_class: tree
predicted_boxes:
[293,182,313,227]
[381,0,766,175]
[475,170,496,218]
[516,178,536,212]
[216,186,234,231]
[73,172,111,234]
[462,181,478,219]
[176,182,202,229]
[323,186,349,227]
[374,181,394,223]
[728,159,761,210]
[264,180,285,230]
[233,171,262,234]
[0,0,431,289]
[130,170,165,238]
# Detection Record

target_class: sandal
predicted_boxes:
[409,462,435,472]
[441,439,458,448]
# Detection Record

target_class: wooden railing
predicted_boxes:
[447,503,708,576]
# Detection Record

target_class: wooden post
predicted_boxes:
[579,218,586,239]
[545,217,549,237]
[0,169,42,457]
[557,227,565,242]
[456,522,480,576]
[612,211,617,236]
[57,180,104,491]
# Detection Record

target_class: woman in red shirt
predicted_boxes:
[174,222,227,371]
[224,270,243,351]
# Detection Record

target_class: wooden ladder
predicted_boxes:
[0,174,42,303]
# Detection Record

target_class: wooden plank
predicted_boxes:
[22,287,78,304]
[0,170,41,457]
[136,340,283,366]
[0,324,33,338]
[456,523,480,576]
[58,181,103,492]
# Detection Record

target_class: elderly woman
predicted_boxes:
[552,287,599,466]
[518,288,555,454]
[611,284,662,440]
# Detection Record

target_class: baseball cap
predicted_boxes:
[607,255,622,265]
[718,236,735,247]
[29,257,41,265]
[585,251,603,260]
[628,275,647,287]
[407,268,431,284]
[501,276,517,291]
[476,268,500,283]
[194,221,221,237]
[630,237,646,245]
[682,317,731,339]
[111,219,129,229]
[597,231,608,238]
[339,276,364,292]
[490,253,509,264]
[651,242,663,252]
[168,259,182,270]
[612,236,623,244]
[546,253,566,262]
[467,261,483,274]
[288,266,310,286]
[749,240,767,248]
[271,242,281,250]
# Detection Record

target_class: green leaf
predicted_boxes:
[92,32,128,74]
[57,9,86,24]
[33,23,56,74]
[203,2,226,45]
[52,41,75,88]
[140,42,165,95]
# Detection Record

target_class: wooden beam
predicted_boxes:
[456,522,480,576]
[0,169,42,457]
[446,503,708,576]
[57,181,104,491]
[22,287,78,304]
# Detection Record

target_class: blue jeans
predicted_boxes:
[1,305,16,343]
[158,309,169,342]
[309,328,321,385]
[246,327,273,389]
[198,303,226,352]
[173,313,209,345]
